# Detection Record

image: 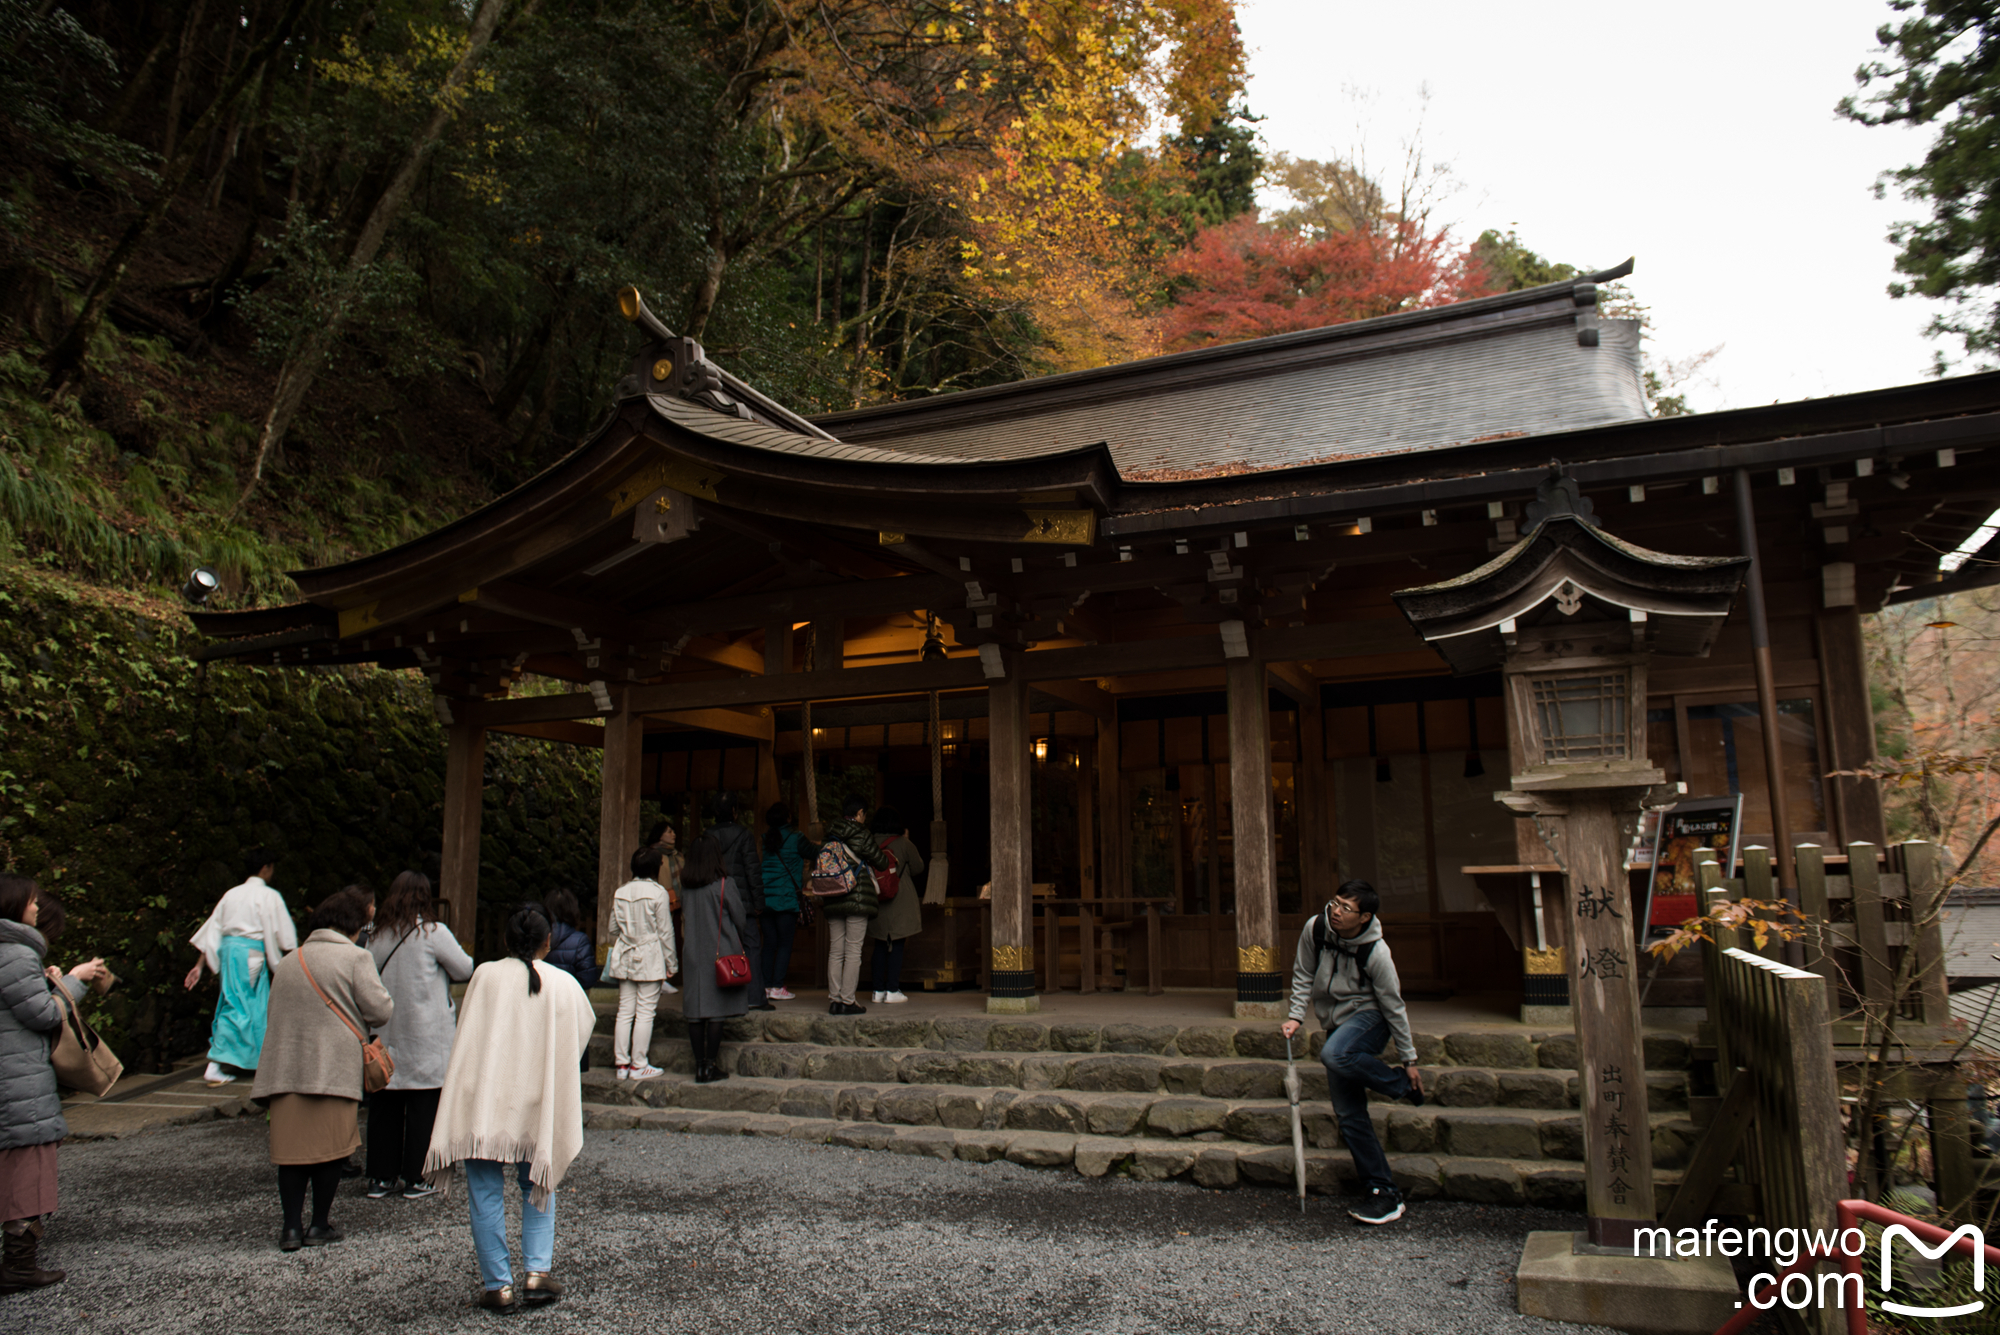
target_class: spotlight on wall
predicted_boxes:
[181,567,220,606]
[1033,736,1050,763]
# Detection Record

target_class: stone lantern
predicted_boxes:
[1394,473,1747,1250]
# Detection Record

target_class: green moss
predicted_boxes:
[0,566,598,1071]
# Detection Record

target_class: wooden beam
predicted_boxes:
[1661,1068,1759,1228]
[490,719,605,748]
[1032,677,1116,720]
[469,619,1425,726]
[440,720,486,951]
[648,705,775,742]
[1266,661,1320,706]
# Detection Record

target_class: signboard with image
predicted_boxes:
[1643,795,1742,928]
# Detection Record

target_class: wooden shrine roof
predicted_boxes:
[186,278,2000,704]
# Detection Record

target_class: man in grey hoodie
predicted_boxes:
[1281,879,1424,1225]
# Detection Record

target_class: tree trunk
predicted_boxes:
[232,0,524,513]
[161,0,209,163]
[41,0,311,397]
[100,8,179,136]
[847,205,874,403]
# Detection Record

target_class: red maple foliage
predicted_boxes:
[1159,214,1498,350]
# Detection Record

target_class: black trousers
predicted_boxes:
[364,1087,442,1185]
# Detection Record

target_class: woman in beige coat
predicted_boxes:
[251,889,393,1252]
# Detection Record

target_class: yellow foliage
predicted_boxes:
[319,22,497,112]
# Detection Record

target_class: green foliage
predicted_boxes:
[0,567,599,1071]
[1840,2,2000,366]
[1471,229,1583,291]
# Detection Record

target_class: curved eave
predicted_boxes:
[639,395,1121,506]
[1391,518,1750,631]
[188,602,337,637]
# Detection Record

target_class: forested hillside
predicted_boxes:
[0,0,1571,602]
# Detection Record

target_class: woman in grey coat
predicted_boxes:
[865,808,926,1005]
[0,876,107,1294]
[675,834,747,1084]
[363,871,473,1201]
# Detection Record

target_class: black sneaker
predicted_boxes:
[365,1179,398,1200]
[401,1181,439,1201]
[1349,1188,1405,1225]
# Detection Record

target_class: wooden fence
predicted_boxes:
[1693,841,1950,1042]
[1680,944,1844,1335]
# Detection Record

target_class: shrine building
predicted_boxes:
[190,263,2000,1019]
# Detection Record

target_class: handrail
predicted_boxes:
[1711,1198,2000,1335]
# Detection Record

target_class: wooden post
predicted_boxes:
[1096,717,1124,898]
[1562,789,1658,1248]
[595,686,644,948]
[1077,744,1096,901]
[1794,843,1838,1017]
[1733,468,1795,894]
[1903,840,1950,1026]
[987,653,1036,1012]
[1227,653,1281,1017]
[440,717,486,952]
[1779,959,1846,1324]
[1848,841,1890,1009]
[1296,691,1332,909]
[755,740,781,823]
[1929,1069,1978,1221]
[1816,605,1885,846]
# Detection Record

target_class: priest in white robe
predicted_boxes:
[185,850,297,1087]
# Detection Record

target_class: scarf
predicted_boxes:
[422,958,592,1209]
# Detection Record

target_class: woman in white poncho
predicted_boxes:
[423,904,595,1313]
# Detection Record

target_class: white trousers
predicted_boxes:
[827,917,868,1005]
[614,979,663,1067]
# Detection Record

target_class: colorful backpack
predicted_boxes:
[807,840,861,898]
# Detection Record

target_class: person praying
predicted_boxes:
[184,849,297,1088]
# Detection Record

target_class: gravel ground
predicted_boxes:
[8,1119,1618,1335]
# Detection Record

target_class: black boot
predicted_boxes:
[1,1220,65,1294]
[704,1019,729,1080]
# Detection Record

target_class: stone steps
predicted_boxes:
[595,1032,1690,1113]
[597,1006,1696,1076]
[577,1097,1689,1210]
[578,1067,1700,1171]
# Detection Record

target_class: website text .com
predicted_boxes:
[1634,1222,1988,1317]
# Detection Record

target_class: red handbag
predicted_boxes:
[713,878,752,988]
[874,848,900,902]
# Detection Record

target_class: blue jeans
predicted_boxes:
[1321,1010,1410,1194]
[762,911,799,991]
[464,1159,554,1289]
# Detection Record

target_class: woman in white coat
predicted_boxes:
[423,904,595,1312]
[363,871,473,1200]
[602,844,676,1081]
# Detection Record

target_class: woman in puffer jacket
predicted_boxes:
[541,890,600,991]
[0,876,107,1295]
[818,797,892,1016]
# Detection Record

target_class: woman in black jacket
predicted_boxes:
[541,890,599,990]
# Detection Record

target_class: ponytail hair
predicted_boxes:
[505,903,551,995]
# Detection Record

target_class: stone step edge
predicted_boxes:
[593,1035,1694,1102]
[579,1071,1700,1166]
[579,1101,1685,1211]
[593,1010,1695,1072]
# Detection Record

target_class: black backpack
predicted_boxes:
[1311,914,1377,987]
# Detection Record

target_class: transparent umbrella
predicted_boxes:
[1284,1031,1307,1211]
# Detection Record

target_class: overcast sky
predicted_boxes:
[1237,0,1951,413]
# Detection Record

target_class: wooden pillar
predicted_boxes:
[1557,789,1658,1248]
[595,687,645,948]
[987,653,1037,1012]
[440,717,486,952]
[1816,603,1885,846]
[1733,468,1795,892]
[1096,716,1124,898]
[1077,744,1096,900]
[764,620,795,677]
[1296,692,1333,909]
[755,741,781,824]
[1226,651,1282,1018]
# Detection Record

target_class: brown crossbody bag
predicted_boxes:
[299,949,394,1094]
